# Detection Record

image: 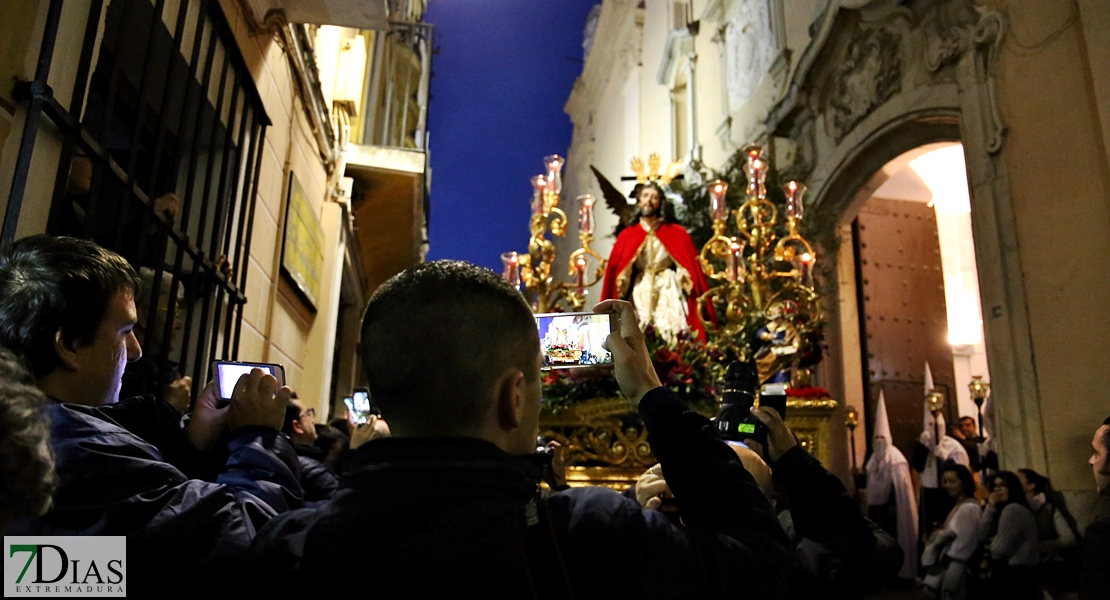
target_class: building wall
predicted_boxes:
[0,0,46,172]
[982,0,1110,520]
[219,0,344,419]
[0,0,351,420]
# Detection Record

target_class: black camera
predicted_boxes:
[715,360,765,446]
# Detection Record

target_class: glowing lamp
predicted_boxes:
[544,154,565,195]
[709,180,729,222]
[927,390,945,415]
[531,175,547,216]
[577,194,595,234]
[785,181,807,220]
[968,376,990,408]
[501,252,521,288]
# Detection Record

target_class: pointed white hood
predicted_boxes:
[867,390,907,501]
[865,390,919,578]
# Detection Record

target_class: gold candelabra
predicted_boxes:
[695,146,821,382]
[503,155,607,312]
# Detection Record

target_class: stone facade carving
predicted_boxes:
[725,0,777,107]
[826,26,902,143]
[921,3,1007,152]
[770,0,1008,172]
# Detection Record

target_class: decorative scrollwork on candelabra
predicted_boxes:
[503,155,607,313]
[695,145,823,384]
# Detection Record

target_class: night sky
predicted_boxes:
[424,0,600,271]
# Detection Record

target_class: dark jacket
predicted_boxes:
[5,395,303,590]
[1080,515,1110,599]
[774,445,892,597]
[293,442,339,503]
[247,387,800,598]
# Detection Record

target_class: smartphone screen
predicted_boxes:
[351,388,376,423]
[213,361,286,400]
[535,312,613,370]
[344,396,367,425]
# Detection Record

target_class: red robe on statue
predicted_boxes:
[601,222,713,340]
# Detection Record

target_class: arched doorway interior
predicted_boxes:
[847,143,992,460]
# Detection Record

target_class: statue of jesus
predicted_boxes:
[600,182,711,340]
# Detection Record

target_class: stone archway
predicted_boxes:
[768,0,1045,476]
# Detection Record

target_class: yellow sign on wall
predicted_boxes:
[281,173,324,310]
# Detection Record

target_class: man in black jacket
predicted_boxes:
[627,404,898,597]
[1080,416,1110,599]
[0,235,303,591]
[283,397,339,502]
[248,260,799,598]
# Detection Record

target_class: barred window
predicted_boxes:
[4,0,269,402]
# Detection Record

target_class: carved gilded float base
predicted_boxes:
[540,396,838,490]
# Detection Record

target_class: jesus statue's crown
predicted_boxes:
[630,153,683,186]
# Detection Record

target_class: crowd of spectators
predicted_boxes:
[0,234,1108,598]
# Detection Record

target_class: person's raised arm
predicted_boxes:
[593,300,785,542]
[752,405,884,594]
[201,368,303,511]
[751,406,868,542]
[593,299,661,407]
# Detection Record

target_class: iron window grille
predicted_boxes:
[4,0,270,403]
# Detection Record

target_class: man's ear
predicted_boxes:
[495,370,526,431]
[54,328,81,371]
[292,419,305,436]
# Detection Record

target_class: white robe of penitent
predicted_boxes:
[867,392,919,579]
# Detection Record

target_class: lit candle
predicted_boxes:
[746,156,766,199]
[785,181,807,220]
[727,239,743,282]
[577,194,595,234]
[575,257,586,295]
[709,180,729,222]
[796,251,814,286]
[544,154,565,196]
[501,251,521,287]
[531,175,547,216]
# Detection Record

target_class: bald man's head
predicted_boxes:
[727,442,773,499]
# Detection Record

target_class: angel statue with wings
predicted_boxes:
[594,155,712,341]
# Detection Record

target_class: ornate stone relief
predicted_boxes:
[923,4,1007,153]
[826,26,902,143]
[725,0,777,108]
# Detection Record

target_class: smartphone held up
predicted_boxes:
[212,361,286,406]
[345,387,378,425]
[535,311,616,370]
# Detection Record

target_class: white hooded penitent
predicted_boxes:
[866,390,919,579]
